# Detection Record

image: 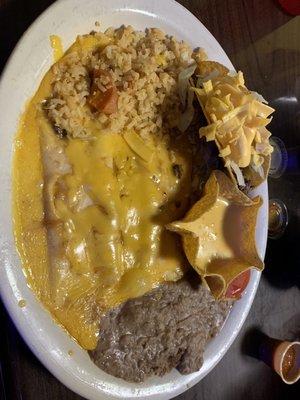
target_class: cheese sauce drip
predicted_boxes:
[13,35,196,349]
[50,35,64,62]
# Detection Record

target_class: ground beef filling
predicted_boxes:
[90,274,231,382]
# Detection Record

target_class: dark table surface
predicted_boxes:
[1,1,300,399]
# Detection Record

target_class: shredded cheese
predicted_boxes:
[195,71,274,170]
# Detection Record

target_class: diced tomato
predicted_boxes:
[88,86,118,114]
[87,69,118,114]
[225,269,251,299]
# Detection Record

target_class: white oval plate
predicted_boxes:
[0,0,268,399]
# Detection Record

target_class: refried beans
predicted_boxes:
[90,273,231,382]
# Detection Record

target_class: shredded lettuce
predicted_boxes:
[178,87,195,132]
[178,63,197,107]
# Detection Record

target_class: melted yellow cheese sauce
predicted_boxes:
[13,35,197,349]
[188,198,243,266]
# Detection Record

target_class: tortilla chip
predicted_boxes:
[167,170,264,299]
[243,153,271,188]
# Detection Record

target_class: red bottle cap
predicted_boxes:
[278,0,300,15]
